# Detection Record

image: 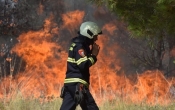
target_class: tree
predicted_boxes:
[0,0,64,37]
[88,0,175,75]
[0,0,65,78]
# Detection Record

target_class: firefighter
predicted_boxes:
[60,21,102,110]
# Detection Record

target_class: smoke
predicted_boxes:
[0,0,175,106]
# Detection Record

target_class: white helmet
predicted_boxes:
[80,21,102,39]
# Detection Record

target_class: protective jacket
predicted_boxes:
[64,35,97,87]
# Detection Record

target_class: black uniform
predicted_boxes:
[60,35,99,110]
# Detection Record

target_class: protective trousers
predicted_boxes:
[60,85,99,110]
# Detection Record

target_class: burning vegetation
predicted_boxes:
[0,0,175,106]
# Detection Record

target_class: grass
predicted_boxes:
[99,100,175,110]
[0,93,174,110]
[0,57,175,109]
[1,73,175,110]
[1,95,62,110]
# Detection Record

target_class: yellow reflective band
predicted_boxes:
[77,57,88,65]
[88,57,94,64]
[69,43,76,51]
[67,56,90,65]
[64,78,89,87]
[67,57,76,63]
[69,47,73,51]
[71,43,76,47]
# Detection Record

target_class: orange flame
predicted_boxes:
[132,70,173,105]
[62,10,85,34]
[0,10,175,106]
[10,15,67,98]
[0,10,85,99]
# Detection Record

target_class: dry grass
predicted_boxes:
[0,92,174,110]
[1,57,175,109]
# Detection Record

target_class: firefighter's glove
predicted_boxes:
[92,43,100,56]
[74,83,86,105]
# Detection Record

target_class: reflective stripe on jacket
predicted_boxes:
[67,57,95,65]
[64,36,97,85]
[64,78,89,87]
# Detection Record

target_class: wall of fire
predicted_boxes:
[0,0,165,79]
[1,0,175,104]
